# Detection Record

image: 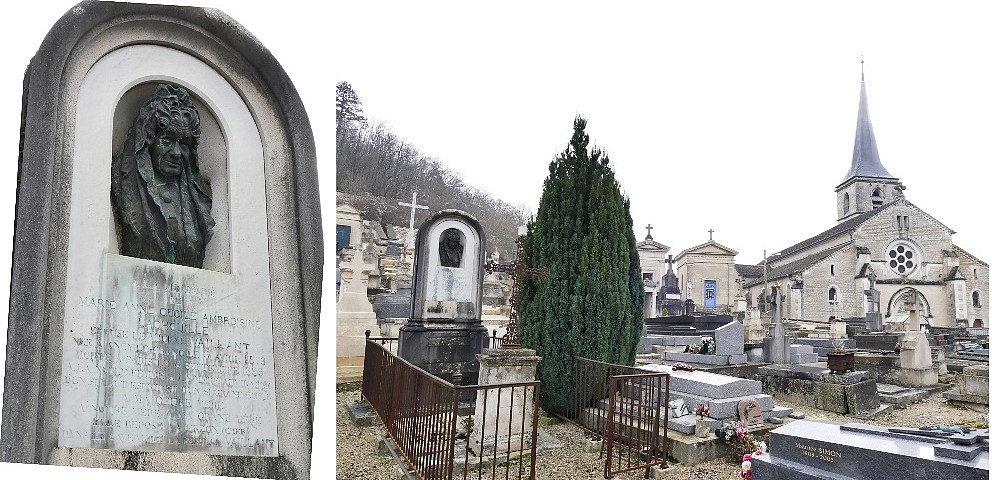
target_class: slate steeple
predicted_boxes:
[835,60,904,222]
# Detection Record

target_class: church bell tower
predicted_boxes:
[835,61,905,222]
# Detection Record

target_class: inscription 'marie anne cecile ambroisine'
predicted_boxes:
[111,84,215,268]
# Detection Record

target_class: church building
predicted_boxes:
[744,71,989,329]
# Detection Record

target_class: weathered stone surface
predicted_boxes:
[470,348,540,455]
[399,210,489,385]
[2,2,322,477]
[844,381,881,414]
[714,321,744,356]
[665,370,764,399]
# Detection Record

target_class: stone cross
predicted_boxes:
[485,233,548,349]
[398,191,429,251]
[645,223,654,240]
[339,253,373,295]
[708,229,714,241]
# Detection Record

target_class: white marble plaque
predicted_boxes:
[430,266,474,302]
[59,255,278,455]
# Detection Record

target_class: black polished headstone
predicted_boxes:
[752,420,989,479]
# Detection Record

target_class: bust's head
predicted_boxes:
[139,84,201,178]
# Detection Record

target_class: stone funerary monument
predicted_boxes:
[1,2,322,479]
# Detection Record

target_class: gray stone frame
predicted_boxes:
[0,2,322,478]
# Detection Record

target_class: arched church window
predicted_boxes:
[828,287,838,305]
[974,291,982,308]
[843,193,850,213]
[871,188,883,209]
[886,243,917,275]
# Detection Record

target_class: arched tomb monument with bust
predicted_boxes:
[398,210,489,385]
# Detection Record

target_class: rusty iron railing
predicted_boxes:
[556,357,670,478]
[365,329,399,353]
[604,372,670,477]
[362,340,540,480]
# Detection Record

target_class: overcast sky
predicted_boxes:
[1,2,990,479]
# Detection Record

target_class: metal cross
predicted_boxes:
[485,233,548,349]
[397,192,429,251]
[645,224,654,240]
[708,229,714,241]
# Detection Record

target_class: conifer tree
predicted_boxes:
[518,116,644,413]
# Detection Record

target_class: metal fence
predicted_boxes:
[362,340,540,480]
[556,356,670,478]
[489,329,503,349]
[365,329,399,353]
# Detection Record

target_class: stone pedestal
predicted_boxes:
[469,348,541,455]
[337,256,379,378]
[694,418,711,438]
[398,322,489,385]
[897,330,937,387]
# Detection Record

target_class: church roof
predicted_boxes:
[746,242,851,288]
[953,245,989,267]
[838,70,898,187]
[735,264,764,279]
[764,204,890,264]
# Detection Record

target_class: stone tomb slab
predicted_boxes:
[752,420,989,480]
[639,367,763,399]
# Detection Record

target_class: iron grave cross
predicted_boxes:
[485,233,548,349]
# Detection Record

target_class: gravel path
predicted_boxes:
[335,382,987,480]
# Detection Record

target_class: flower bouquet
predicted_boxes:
[739,443,768,479]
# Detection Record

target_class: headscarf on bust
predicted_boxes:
[111,84,215,268]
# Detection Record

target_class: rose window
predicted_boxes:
[887,244,916,275]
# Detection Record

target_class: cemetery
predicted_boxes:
[336,121,989,478]
[337,202,988,479]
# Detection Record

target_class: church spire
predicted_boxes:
[835,60,903,222]
[839,60,895,185]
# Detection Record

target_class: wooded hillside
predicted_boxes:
[336,82,530,255]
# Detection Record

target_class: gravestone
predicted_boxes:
[898,296,937,387]
[637,365,787,434]
[944,364,990,412]
[663,321,746,365]
[752,420,989,479]
[764,285,791,364]
[336,254,379,370]
[737,399,762,426]
[1,3,321,478]
[372,284,413,337]
[398,210,489,385]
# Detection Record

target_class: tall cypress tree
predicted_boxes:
[518,116,644,413]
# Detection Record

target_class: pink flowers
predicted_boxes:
[740,446,768,478]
